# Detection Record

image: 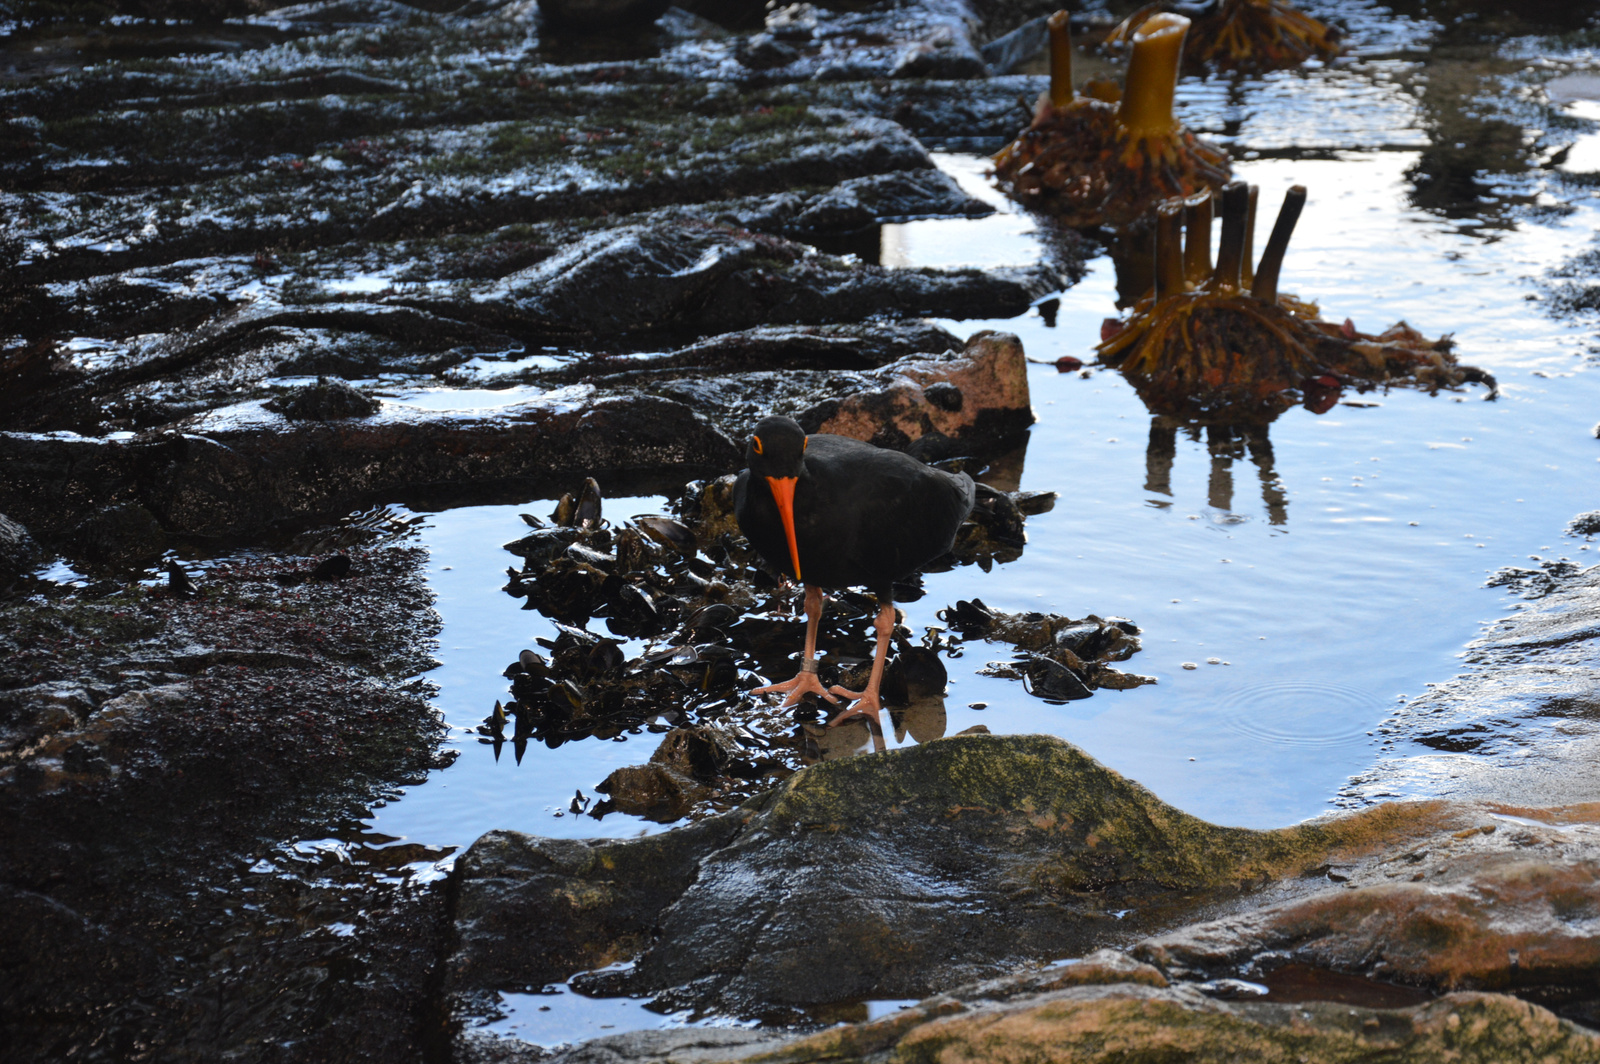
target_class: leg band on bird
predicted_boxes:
[752,584,838,706]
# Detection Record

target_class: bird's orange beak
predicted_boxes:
[765,475,802,582]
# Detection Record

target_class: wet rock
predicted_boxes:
[409,221,1061,342]
[448,811,750,996]
[0,683,94,757]
[0,394,740,537]
[1339,532,1600,810]
[803,330,1034,452]
[0,544,448,1062]
[786,166,990,231]
[595,762,712,821]
[264,376,380,420]
[538,0,673,31]
[651,723,734,780]
[0,512,42,585]
[1568,510,1600,536]
[65,502,167,568]
[449,733,1453,1019]
[550,321,964,385]
[1137,812,1600,992]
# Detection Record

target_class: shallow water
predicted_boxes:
[370,129,1600,863]
[338,15,1600,1040]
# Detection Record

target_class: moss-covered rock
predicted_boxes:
[449,733,1457,1021]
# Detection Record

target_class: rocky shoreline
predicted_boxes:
[5,0,1600,1060]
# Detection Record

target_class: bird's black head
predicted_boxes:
[746,415,809,581]
[746,415,808,477]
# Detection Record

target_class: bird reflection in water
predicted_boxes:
[799,696,949,762]
[798,643,952,758]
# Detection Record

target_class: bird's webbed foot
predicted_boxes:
[753,668,840,708]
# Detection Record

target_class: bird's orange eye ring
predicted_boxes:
[752,436,763,455]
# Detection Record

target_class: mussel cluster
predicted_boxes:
[941,598,1155,703]
[481,469,1118,815]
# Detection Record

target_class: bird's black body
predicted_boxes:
[734,417,975,593]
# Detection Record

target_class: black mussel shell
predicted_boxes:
[1023,654,1092,701]
[939,598,996,635]
[1014,490,1058,517]
[1054,622,1107,657]
[931,455,985,475]
[565,542,617,571]
[886,646,948,703]
[504,526,579,566]
[613,527,662,574]
[633,515,697,555]
[552,492,577,527]
[969,483,1026,546]
[576,477,604,529]
[687,602,738,634]
[587,639,626,675]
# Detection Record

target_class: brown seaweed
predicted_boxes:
[993,11,1230,228]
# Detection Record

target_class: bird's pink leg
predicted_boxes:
[828,602,896,731]
[753,585,840,707]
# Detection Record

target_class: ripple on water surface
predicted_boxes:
[1218,682,1381,749]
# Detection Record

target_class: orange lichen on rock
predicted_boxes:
[992,11,1229,228]
[1105,0,1344,74]
[1097,182,1495,417]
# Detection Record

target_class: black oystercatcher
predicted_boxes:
[734,415,976,729]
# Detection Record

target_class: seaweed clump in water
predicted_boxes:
[485,467,1142,818]
[1103,0,1343,75]
[1097,181,1497,419]
[941,597,1155,703]
[992,10,1229,228]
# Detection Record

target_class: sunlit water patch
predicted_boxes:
[478,973,759,1050]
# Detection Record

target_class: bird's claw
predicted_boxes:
[753,670,840,708]
[825,686,883,727]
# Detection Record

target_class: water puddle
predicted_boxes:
[1252,963,1434,1009]
[477,971,760,1050]
[881,155,1041,270]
